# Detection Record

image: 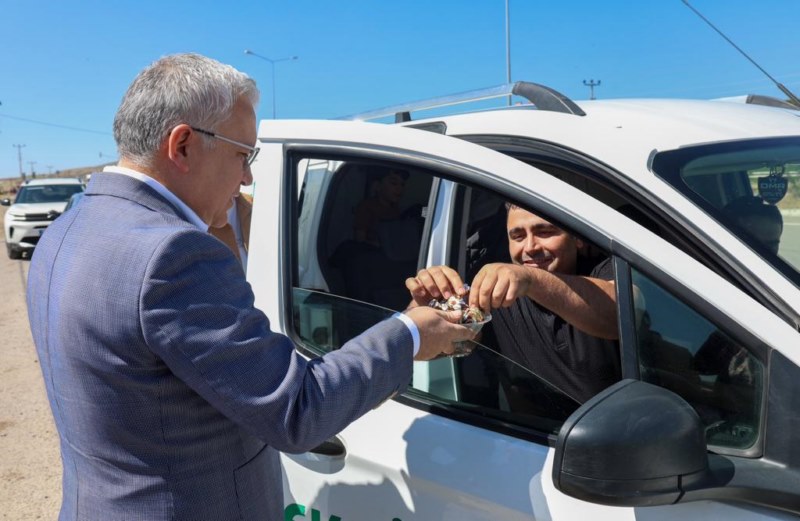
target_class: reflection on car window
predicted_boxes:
[292,289,580,434]
[295,158,430,313]
[292,288,392,354]
[652,138,800,286]
[632,268,764,450]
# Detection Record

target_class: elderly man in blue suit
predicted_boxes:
[27,53,473,521]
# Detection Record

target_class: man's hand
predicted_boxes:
[471,262,619,340]
[405,266,467,308]
[469,263,533,312]
[404,307,476,360]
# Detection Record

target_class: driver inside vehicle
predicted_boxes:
[406,203,621,406]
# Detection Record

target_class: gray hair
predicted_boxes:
[113,53,259,164]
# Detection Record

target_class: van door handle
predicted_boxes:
[283,436,347,474]
[309,436,346,457]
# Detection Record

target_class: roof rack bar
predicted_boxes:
[512,82,586,116]
[711,94,800,111]
[338,81,585,121]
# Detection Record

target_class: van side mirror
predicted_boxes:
[552,379,709,506]
[1,199,10,206]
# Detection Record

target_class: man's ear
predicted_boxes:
[166,124,194,173]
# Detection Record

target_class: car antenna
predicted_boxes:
[681,0,800,107]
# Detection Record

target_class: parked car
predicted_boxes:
[250,82,800,519]
[2,178,84,259]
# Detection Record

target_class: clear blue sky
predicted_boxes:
[1,0,798,178]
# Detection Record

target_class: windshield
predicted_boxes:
[652,137,800,287]
[15,184,84,204]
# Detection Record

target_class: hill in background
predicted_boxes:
[0,163,112,197]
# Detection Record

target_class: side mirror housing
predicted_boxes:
[1,198,11,206]
[553,379,708,506]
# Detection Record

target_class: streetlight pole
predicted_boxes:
[505,0,512,106]
[244,50,298,119]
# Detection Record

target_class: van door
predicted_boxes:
[248,120,800,520]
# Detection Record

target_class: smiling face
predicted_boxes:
[189,98,256,224]
[506,206,582,275]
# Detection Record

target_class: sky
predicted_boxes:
[0,0,798,179]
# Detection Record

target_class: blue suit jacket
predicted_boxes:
[27,173,413,520]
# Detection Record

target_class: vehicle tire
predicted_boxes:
[6,243,21,260]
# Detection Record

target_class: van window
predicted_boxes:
[292,156,431,350]
[631,267,765,451]
[652,137,800,287]
[290,154,606,436]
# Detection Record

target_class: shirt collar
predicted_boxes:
[103,165,207,231]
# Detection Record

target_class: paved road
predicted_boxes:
[0,209,60,520]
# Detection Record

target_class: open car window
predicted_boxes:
[290,154,586,436]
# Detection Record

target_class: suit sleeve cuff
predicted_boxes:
[393,312,420,358]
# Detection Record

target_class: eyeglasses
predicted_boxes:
[191,127,260,166]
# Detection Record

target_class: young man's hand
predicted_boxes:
[469,263,533,312]
[405,265,467,308]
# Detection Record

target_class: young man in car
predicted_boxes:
[406,203,621,404]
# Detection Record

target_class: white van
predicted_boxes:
[247,83,800,519]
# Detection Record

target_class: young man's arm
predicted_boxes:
[469,263,618,340]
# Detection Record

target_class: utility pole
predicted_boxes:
[583,79,601,100]
[46,165,54,175]
[13,144,26,181]
[505,0,512,106]
[28,161,37,179]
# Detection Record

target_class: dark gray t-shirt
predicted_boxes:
[488,258,621,405]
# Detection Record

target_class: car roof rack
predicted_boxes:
[338,81,586,123]
[713,94,799,111]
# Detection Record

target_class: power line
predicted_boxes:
[0,113,111,136]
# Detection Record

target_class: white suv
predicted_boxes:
[246,82,800,519]
[2,178,84,259]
